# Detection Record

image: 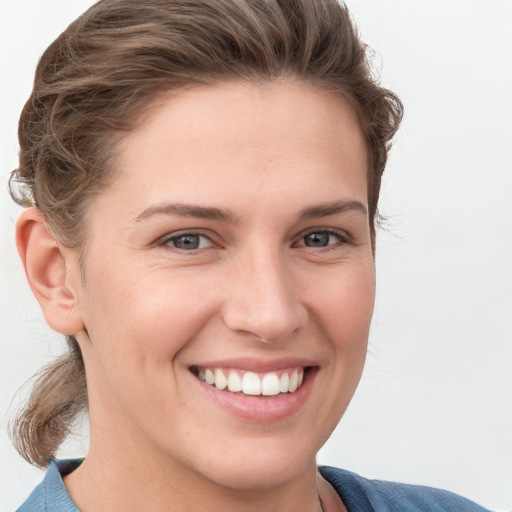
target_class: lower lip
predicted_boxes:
[190,369,317,423]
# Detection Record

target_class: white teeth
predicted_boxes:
[227,371,242,392]
[279,372,289,393]
[205,368,215,385]
[214,369,227,390]
[196,367,306,396]
[261,373,280,396]
[242,372,261,395]
[289,370,298,392]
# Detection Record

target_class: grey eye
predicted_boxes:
[169,234,210,250]
[303,232,331,247]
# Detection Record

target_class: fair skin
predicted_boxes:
[17,80,374,512]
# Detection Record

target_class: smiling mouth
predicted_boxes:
[190,366,307,396]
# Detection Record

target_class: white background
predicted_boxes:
[1,1,510,511]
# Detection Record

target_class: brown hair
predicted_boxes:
[9,0,403,467]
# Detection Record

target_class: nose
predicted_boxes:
[221,250,308,343]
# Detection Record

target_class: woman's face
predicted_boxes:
[70,80,374,490]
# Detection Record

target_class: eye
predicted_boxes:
[161,232,214,251]
[296,230,346,248]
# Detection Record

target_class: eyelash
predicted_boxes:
[294,229,350,249]
[156,228,350,253]
[157,231,215,252]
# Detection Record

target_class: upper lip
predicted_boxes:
[189,357,319,373]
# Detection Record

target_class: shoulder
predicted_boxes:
[319,466,493,512]
[16,459,82,512]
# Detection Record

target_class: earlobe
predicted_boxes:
[16,207,85,335]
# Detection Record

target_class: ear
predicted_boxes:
[16,207,85,335]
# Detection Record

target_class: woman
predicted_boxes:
[7,0,494,510]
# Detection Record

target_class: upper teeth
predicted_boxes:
[197,367,304,396]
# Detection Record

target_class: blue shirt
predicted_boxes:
[16,459,492,511]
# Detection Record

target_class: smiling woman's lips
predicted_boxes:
[188,364,318,423]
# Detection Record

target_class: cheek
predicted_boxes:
[81,269,218,367]
[307,261,375,345]
[77,272,216,423]
[303,263,374,435]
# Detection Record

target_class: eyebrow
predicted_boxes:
[298,200,367,219]
[134,203,241,224]
[134,199,367,224]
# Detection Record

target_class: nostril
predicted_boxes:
[223,305,308,345]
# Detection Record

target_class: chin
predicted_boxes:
[176,432,322,492]
[205,456,315,492]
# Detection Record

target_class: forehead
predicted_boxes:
[100,80,368,219]
[132,80,366,156]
